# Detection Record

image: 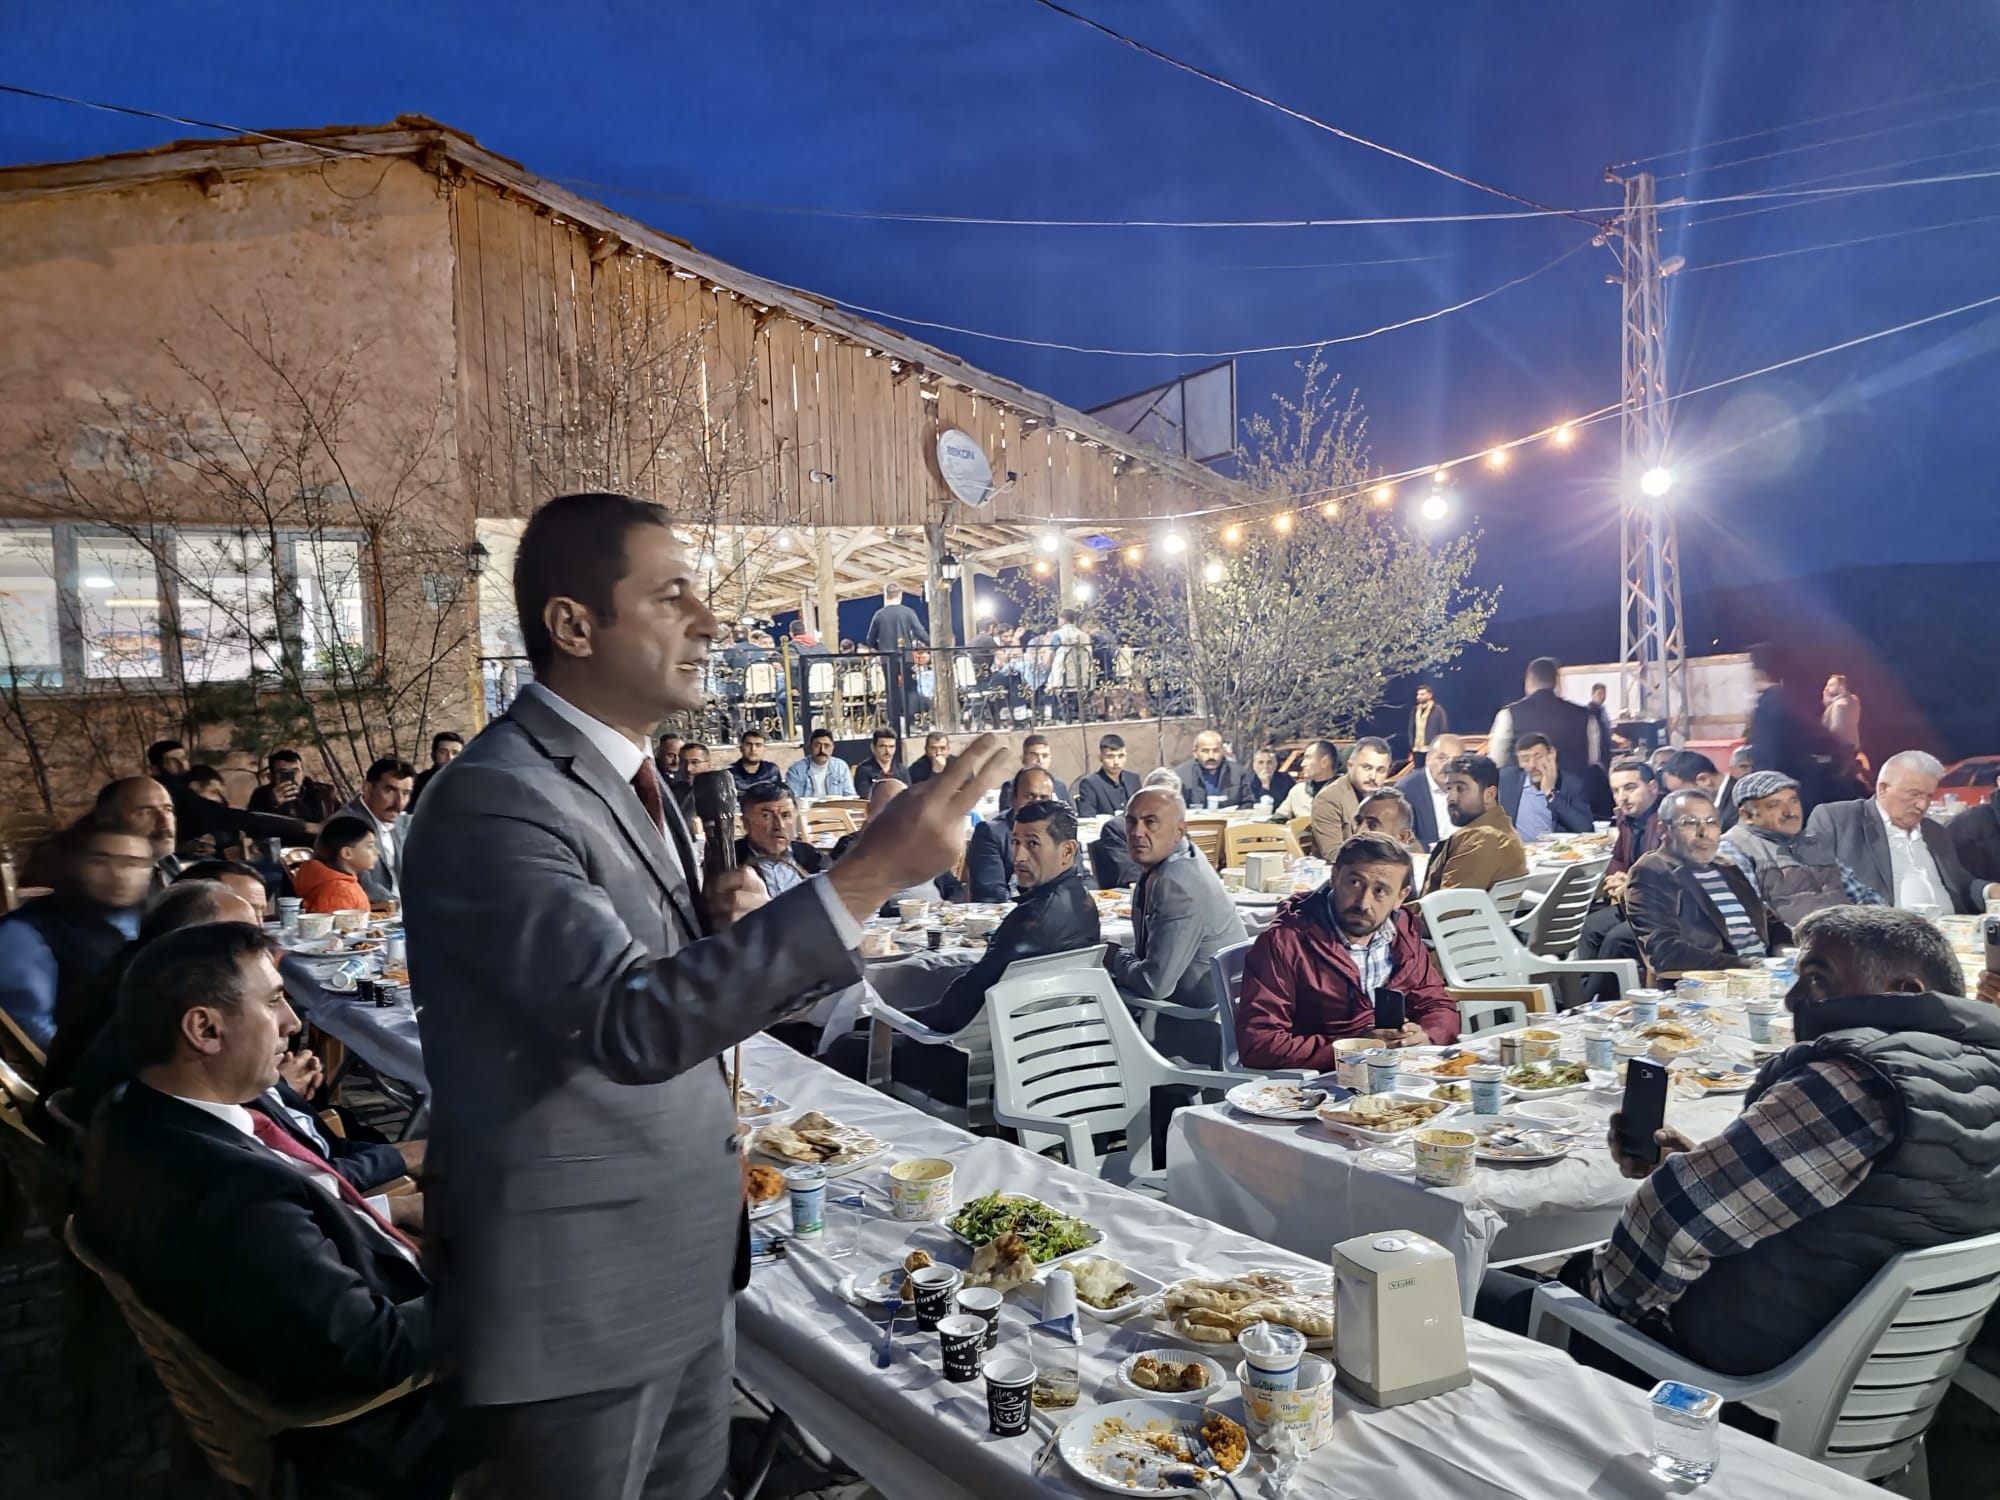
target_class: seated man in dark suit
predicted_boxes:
[75,922,460,1498]
[1627,789,1783,977]
[1089,766,1182,888]
[968,767,1057,901]
[1807,750,1998,916]
[1073,733,1142,818]
[735,781,825,897]
[1498,733,1596,841]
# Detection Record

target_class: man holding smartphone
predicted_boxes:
[1477,905,2000,1382]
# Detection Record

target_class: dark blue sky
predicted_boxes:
[4,1,1998,623]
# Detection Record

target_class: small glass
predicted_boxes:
[1649,1379,1721,1482]
[822,1194,861,1260]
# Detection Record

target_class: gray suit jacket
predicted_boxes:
[402,690,862,1405]
[1804,797,1987,915]
[337,797,403,905]
[1109,840,1246,1011]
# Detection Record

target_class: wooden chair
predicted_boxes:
[802,807,856,839]
[1285,814,1314,854]
[1183,817,1227,868]
[1221,822,1301,867]
[64,1217,430,1498]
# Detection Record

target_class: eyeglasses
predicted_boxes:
[1672,816,1721,832]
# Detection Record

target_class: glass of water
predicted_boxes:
[1648,1379,1721,1481]
[822,1194,862,1261]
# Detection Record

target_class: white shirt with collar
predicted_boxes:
[1874,798,1949,913]
[1425,771,1454,850]
[172,1093,410,1262]
[520,682,862,949]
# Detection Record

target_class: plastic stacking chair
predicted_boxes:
[1209,939,1315,1080]
[1419,888,1638,1012]
[1221,823,1301,867]
[1528,1230,2000,1497]
[1510,855,1611,959]
[1484,872,1533,920]
[1453,996,1528,1037]
[64,1217,430,1498]
[986,953,1236,1187]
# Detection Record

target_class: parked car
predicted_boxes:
[1936,755,2000,814]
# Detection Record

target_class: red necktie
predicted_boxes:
[632,758,668,835]
[247,1110,420,1256]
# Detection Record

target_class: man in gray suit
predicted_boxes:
[403,493,1008,1500]
[1108,788,1249,1063]
[1806,750,1998,917]
[339,755,415,905]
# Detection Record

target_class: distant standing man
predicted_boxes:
[403,493,1008,1500]
[1823,674,1862,758]
[1408,684,1449,765]
[865,582,926,735]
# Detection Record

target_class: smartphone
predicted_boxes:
[1616,1059,1672,1166]
[1987,916,1999,977]
[1373,988,1407,1032]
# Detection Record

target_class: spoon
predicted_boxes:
[872,1296,904,1368]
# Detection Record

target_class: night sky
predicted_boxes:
[4,1,1998,634]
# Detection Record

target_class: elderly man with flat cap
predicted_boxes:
[1719,770,1888,929]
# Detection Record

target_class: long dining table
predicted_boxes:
[735,1033,1871,1500]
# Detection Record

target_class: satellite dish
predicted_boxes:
[936,428,995,506]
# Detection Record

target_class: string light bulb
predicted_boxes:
[1222,524,1242,545]
[1074,581,1094,602]
[1321,501,1339,518]
[1033,558,1052,576]
[1372,484,1393,505]
[1485,448,1508,470]
[1202,559,1224,583]
[1162,531,1187,556]
[1038,531,1061,554]
[1075,552,1093,570]
[1273,513,1293,534]
[1124,545,1143,564]
[1552,423,1575,447]
[1432,466,1450,485]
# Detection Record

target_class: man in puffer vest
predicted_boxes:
[1479,904,2000,1380]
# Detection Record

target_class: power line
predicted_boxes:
[1684,211,2000,274]
[1022,0,1611,231]
[1613,78,2000,170]
[1661,164,2000,215]
[1682,141,2000,228]
[1656,99,2000,181]
[0,81,361,161]
[816,241,1590,359]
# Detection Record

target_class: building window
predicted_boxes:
[0,523,370,691]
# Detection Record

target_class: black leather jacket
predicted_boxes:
[930,867,1102,1033]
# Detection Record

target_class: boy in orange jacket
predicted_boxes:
[292,815,379,914]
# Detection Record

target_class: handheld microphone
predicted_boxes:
[690,770,740,884]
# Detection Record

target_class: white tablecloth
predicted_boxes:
[736,1034,1869,1500]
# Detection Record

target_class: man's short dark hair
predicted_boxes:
[1012,798,1078,846]
[176,858,265,890]
[1516,733,1554,755]
[807,727,834,746]
[788,618,807,635]
[1794,906,1965,998]
[366,757,416,785]
[1610,756,1658,785]
[119,922,281,1069]
[184,764,226,791]
[1023,734,1050,752]
[740,781,793,811]
[739,729,765,746]
[315,815,376,860]
[1352,736,1391,759]
[871,727,896,744]
[513,492,674,674]
[268,747,302,767]
[431,732,464,754]
[1333,830,1415,886]
[1443,753,1500,793]
[1012,767,1055,801]
[1356,788,1414,831]
[1307,739,1340,767]
[1525,656,1561,690]
[1664,750,1718,784]
[145,739,184,770]
[1098,734,1125,752]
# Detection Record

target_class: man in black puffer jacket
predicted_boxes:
[1482,904,2000,1379]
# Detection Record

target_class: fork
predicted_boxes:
[872,1296,905,1368]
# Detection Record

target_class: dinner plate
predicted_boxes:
[1504,1098,1588,1129]
[945,1193,1104,1263]
[1315,1093,1459,1142]
[1050,1261,1165,1322]
[1058,1399,1250,1497]
[1473,1124,1576,1164]
[1115,1350,1225,1403]
[1155,1269,1337,1350]
[1681,1065,1758,1095]
[1224,1079,1331,1121]
[747,1195,786,1220]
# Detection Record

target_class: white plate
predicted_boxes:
[1115,1350,1225,1404]
[1473,1124,1576,1164]
[1499,1066,1595,1100]
[736,1091,790,1125]
[1154,1269,1338,1351]
[1047,1260,1166,1322]
[945,1193,1104,1263]
[1315,1092,1459,1142]
[1680,1065,1758,1096]
[1361,1144,1416,1174]
[748,1195,786,1220]
[1504,1098,1588,1129]
[1058,1399,1249,1497]
[1224,1079,1330,1121]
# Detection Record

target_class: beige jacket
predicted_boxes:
[1309,776,1367,860]
[1416,802,1528,898]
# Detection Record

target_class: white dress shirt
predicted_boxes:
[1425,772,1454,850]
[173,1094,410,1261]
[1874,799,1949,914]
[521,682,862,949]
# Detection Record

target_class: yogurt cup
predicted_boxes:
[1332,1037,1377,1091]
[1237,1319,1307,1392]
[1745,999,1782,1044]
[1466,1064,1504,1117]
[1413,1126,1477,1187]
[296,911,334,941]
[1235,1355,1336,1453]
[1625,989,1664,1025]
[783,1164,827,1236]
[1519,1028,1562,1063]
[331,907,369,934]
[896,898,930,923]
[887,1157,956,1222]
[1582,1027,1614,1070]
[1363,1051,1400,1096]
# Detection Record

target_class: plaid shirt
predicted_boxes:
[1343,920,1396,1000]
[1589,1055,1898,1322]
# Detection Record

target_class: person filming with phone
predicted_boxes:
[1477,905,2000,1384]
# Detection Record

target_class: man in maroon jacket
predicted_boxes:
[1236,832,1459,1071]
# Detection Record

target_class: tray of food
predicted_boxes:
[1157,1269,1335,1349]
[1421,1081,1476,1105]
[1501,1060,1594,1097]
[1058,1402,1248,1498]
[1062,1256,1165,1321]
[744,1162,787,1219]
[1399,1048,1487,1078]
[1224,1079,1335,1120]
[748,1111,888,1174]
[1116,1350,1224,1402]
[1473,1122,1577,1164]
[947,1192,1101,1264]
[1316,1092,1457,1141]
[734,1085,789,1124]
[1682,1061,1759,1094]
[1636,1019,1708,1058]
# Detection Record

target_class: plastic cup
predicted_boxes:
[1206,795,1224,810]
[985,1357,1037,1436]
[1237,1320,1307,1392]
[911,1264,962,1331]
[385,933,408,964]
[887,1157,956,1222]
[938,1314,987,1382]
[782,1164,827,1237]
[296,911,334,941]
[1649,1379,1722,1481]
[956,1285,1003,1351]
[1364,1052,1400,1096]
[1626,988,1663,1025]
[1466,1063,1504,1117]
[1582,1027,1614,1070]
[1332,1038,1377,1091]
[1745,999,1781,1044]
[1412,1127,1477,1187]
[276,897,302,934]
[897,898,929,922]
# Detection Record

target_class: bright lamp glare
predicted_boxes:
[1552,423,1575,447]
[1273,513,1293,533]
[1202,560,1224,583]
[1421,493,1449,523]
[1222,524,1242,545]
[1123,545,1143,564]
[1321,501,1338,518]
[1485,448,1508,470]
[1074,581,1094,602]
[1640,466,1673,497]
[1432,466,1449,484]
[1162,531,1187,555]
[1038,531,1061,553]
[1033,559,1051,576]
[1371,484,1392,505]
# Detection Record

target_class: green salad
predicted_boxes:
[1505,1060,1590,1090]
[948,1193,1099,1261]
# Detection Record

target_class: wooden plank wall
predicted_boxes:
[451,181,1214,530]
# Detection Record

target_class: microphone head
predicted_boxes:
[690,770,740,867]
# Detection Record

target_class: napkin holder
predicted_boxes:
[1333,1231,1469,1407]
[1245,851,1288,894]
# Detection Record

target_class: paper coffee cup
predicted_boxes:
[938,1314,986,1383]
[911,1264,962,1331]
[1237,1320,1306,1392]
[1745,999,1781,1044]
[1413,1127,1477,1187]
[888,1157,955,1222]
[1626,988,1663,1025]
[956,1285,1003,1351]
[985,1357,1036,1436]
[1332,1038,1376,1091]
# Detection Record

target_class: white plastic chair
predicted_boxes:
[1528,1230,2000,1495]
[1510,854,1611,959]
[1457,997,1528,1037]
[1485,872,1532,918]
[987,951,1237,1186]
[1419,888,1638,1010]
[1208,940,1258,1076]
